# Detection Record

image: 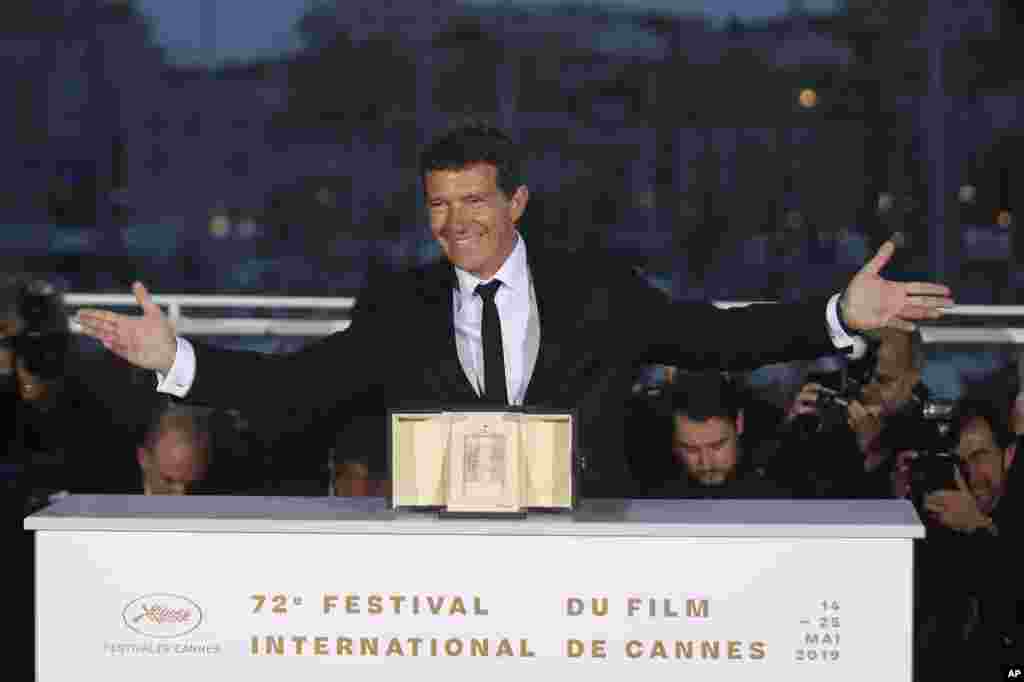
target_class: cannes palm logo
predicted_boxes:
[123,594,204,639]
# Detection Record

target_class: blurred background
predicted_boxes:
[1,0,1023,480]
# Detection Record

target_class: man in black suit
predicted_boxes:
[78,122,953,496]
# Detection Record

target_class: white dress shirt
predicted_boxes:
[452,232,539,405]
[156,236,858,399]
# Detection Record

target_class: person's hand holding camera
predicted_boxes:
[785,382,825,422]
[846,399,883,459]
[924,467,996,535]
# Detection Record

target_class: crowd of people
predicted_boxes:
[628,330,1021,678]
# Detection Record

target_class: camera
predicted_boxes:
[882,390,959,506]
[799,338,881,433]
[1,278,70,381]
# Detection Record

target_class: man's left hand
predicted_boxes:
[924,467,989,533]
[841,239,954,333]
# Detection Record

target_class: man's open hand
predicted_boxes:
[76,282,177,373]
[841,239,954,333]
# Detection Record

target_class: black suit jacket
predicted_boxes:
[184,248,844,495]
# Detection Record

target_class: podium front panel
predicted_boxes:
[28,496,921,681]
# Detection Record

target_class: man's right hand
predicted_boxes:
[76,282,177,373]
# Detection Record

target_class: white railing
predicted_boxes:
[62,294,1023,344]
[64,294,355,336]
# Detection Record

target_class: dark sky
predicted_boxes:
[136,0,837,64]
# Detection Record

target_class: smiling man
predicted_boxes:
[77,120,953,496]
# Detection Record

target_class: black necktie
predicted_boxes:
[475,280,508,405]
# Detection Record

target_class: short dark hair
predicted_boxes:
[140,402,212,454]
[664,371,743,423]
[953,397,1015,451]
[418,119,523,198]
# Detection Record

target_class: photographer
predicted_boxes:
[777,328,929,498]
[1,275,157,502]
[914,398,1021,678]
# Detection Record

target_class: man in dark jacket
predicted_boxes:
[645,371,790,499]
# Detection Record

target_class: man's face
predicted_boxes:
[861,331,919,415]
[672,413,744,487]
[425,162,527,280]
[956,417,1013,515]
[139,429,209,495]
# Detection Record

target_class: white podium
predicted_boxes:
[26,495,924,681]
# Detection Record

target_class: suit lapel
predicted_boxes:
[522,248,579,406]
[420,260,478,402]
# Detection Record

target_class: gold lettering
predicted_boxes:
[650,640,668,659]
[427,595,444,614]
[250,636,258,655]
[323,595,338,614]
[750,641,767,660]
[626,640,643,658]
[345,595,360,614]
[336,638,352,656]
[728,641,742,660]
[368,594,383,614]
[567,639,584,657]
[520,639,536,658]
[390,595,405,613]
[474,596,488,615]
[592,640,606,658]
[386,638,403,656]
[496,639,514,656]
[471,639,489,656]
[592,598,608,616]
[267,636,284,656]
[408,638,422,656]
[700,641,719,659]
[292,637,307,655]
[360,638,378,656]
[314,637,329,656]
[449,597,467,616]
[430,638,439,656]
[687,599,709,619]
[675,641,694,659]
[445,638,463,656]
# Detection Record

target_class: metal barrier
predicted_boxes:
[63,294,1022,344]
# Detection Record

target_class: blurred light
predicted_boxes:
[237,218,259,239]
[209,214,230,239]
[997,210,1013,228]
[877,192,894,213]
[958,184,976,203]
[798,88,818,108]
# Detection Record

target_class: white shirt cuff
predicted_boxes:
[155,337,196,398]
[826,292,859,353]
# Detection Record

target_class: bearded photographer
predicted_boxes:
[776,328,929,498]
[910,398,1021,678]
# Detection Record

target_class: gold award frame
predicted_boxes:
[389,410,575,514]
